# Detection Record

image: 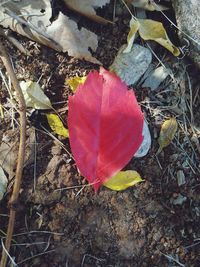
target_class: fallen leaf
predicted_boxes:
[47,114,69,138]
[0,104,4,119]
[20,81,52,110]
[0,128,35,180]
[110,44,152,85]
[125,18,180,56]
[0,0,60,50]
[0,0,100,63]
[68,68,144,191]
[63,0,111,24]
[123,18,140,53]
[138,19,180,56]
[66,76,87,92]
[131,0,168,11]
[103,170,143,191]
[0,167,8,201]
[46,13,101,64]
[134,120,151,157]
[157,117,178,154]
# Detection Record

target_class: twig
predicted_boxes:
[0,28,29,55]
[0,41,26,267]
[17,249,55,265]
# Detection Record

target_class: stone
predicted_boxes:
[110,44,152,86]
[177,170,186,186]
[134,120,151,158]
[172,0,200,69]
[170,193,187,205]
[142,66,171,90]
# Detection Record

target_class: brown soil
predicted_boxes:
[1,6,200,267]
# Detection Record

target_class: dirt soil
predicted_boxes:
[1,5,200,267]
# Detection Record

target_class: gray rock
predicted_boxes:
[134,120,151,158]
[142,66,171,90]
[170,193,187,205]
[172,0,200,68]
[177,170,186,186]
[110,44,152,86]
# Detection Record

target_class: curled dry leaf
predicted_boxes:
[0,0,60,49]
[0,0,100,64]
[63,0,111,24]
[68,68,144,191]
[103,170,143,191]
[138,19,180,56]
[125,18,180,56]
[20,81,52,110]
[0,128,36,180]
[157,117,178,154]
[123,19,140,53]
[46,13,100,64]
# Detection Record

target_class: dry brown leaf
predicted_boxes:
[0,0,100,64]
[0,0,61,49]
[0,128,36,180]
[63,0,111,24]
[46,13,100,64]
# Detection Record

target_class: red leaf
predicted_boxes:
[68,68,144,191]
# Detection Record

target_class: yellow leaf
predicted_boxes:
[103,170,144,191]
[138,19,180,56]
[46,114,69,138]
[66,76,87,92]
[0,166,8,201]
[157,117,178,154]
[125,18,180,56]
[123,18,140,53]
[0,104,4,119]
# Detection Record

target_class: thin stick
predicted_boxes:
[0,41,26,267]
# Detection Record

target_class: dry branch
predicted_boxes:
[0,41,26,267]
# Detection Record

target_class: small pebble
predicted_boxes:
[170,193,187,205]
[177,170,186,186]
